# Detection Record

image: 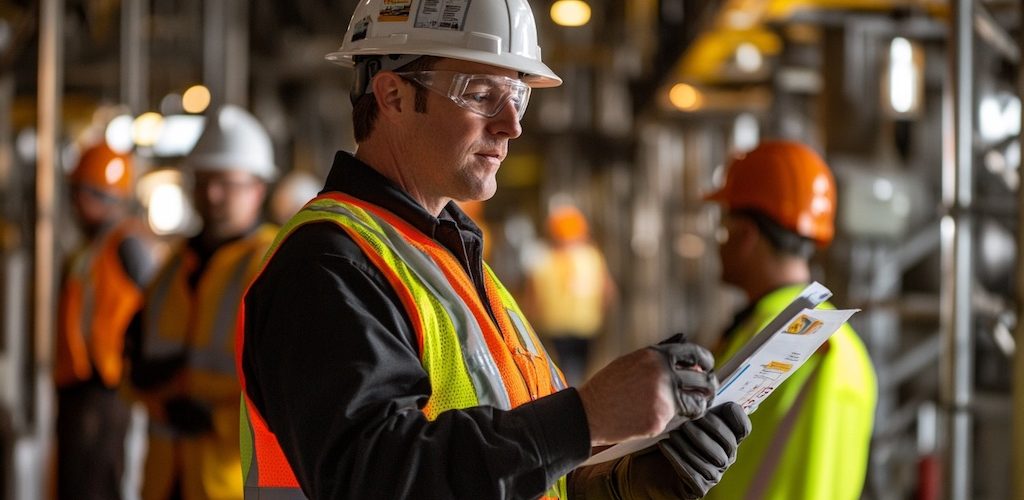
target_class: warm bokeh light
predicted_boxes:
[735,42,763,73]
[550,0,591,27]
[148,183,187,234]
[888,37,916,114]
[104,114,135,153]
[131,112,165,147]
[669,83,703,111]
[182,85,212,114]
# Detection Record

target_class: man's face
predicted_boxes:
[70,184,121,231]
[396,58,524,205]
[192,169,266,240]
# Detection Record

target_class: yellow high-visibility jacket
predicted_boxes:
[138,225,276,500]
[705,284,877,500]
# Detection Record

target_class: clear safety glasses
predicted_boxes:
[395,70,532,120]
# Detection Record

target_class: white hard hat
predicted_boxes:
[325,0,561,88]
[186,105,277,181]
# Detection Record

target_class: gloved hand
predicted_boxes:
[658,402,752,499]
[648,333,718,425]
[164,396,214,436]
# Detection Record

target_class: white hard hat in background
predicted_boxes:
[325,0,562,88]
[185,105,277,181]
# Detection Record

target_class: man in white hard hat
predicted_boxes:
[129,105,278,500]
[239,1,750,498]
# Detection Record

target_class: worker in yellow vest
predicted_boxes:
[703,140,878,500]
[129,105,278,500]
[56,141,156,499]
[238,1,751,498]
[525,204,616,386]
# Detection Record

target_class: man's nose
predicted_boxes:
[487,99,523,139]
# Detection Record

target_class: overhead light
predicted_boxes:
[724,9,757,30]
[104,114,135,153]
[550,0,591,27]
[138,169,192,235]
[732,113,759,152]
[885,37,923,117]
[669,83,703,111]
[182,85,212,114]
[132,112,165,147]
[735,42,763,73]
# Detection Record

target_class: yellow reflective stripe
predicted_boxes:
[190,249,252,375]
[297,201,486,417]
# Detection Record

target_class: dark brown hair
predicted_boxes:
[352,56,439,142]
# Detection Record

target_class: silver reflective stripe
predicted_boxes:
[506,308,540,356]
[190,248,253,375]
[507,307,567,391]
[547,358,567,391]
[308,203,512,410]
[143,252,187,358]
[70,246,97,344]
[745,357,825,500]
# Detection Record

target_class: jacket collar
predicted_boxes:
[322,151,483,241]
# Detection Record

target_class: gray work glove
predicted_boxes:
[658,402,752,499]
[648,333,718,426]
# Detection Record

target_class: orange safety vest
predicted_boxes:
[56,222,145,388]
[238,193,569,499]
[139,225,277,500]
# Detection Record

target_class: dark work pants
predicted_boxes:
[56,381,130,500]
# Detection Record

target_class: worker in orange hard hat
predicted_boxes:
[56,140,157,499]
[525,204,616,386]
[702,140,877,500]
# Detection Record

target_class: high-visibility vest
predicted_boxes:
[139,224,277,500]
[704,285,877,500]
[56,222,145,388]
[238,193,569,499]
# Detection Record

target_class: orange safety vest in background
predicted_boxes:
[238,193,569,499]
[56,222,145,388]
[138,225,277,500]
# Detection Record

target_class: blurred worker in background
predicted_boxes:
[268,170,321,226]
[703,140,877,500]
[128,105,278,500]
[238,0,749,498]
[56,141,156,499]
[524,204,616,386]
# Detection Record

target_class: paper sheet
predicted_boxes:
[581,282,857,466]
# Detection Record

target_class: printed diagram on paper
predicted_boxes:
[716,308,856,414]
[582,282,856,466]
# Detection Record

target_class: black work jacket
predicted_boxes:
[242,151,591,499]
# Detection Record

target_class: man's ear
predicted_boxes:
[371,71,408,120]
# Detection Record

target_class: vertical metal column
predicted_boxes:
[941,0,975,498]
[204,0,248,107]
[34,0,62,422]
[1013,0,1024,495]
[121,0,148,114]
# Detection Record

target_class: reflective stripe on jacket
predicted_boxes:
[238,193,568,499]
[56,222,144,388]
[704,284,877,500]
[139,224,277,500]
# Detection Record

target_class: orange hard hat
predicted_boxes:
[704,140,836,247]
[547,205,589,243]
[70,142,134,197]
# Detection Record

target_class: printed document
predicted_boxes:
[582,282,858,465]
